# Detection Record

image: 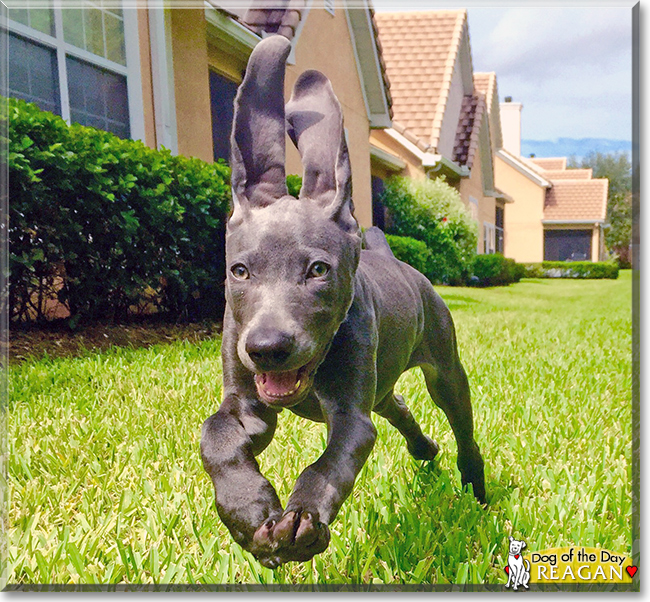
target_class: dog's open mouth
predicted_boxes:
[254,365,312,407]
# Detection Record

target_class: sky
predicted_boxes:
[373,1,635,144]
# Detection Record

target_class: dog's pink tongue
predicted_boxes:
[262,369,300,396]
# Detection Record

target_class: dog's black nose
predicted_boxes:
[246,328,295,369]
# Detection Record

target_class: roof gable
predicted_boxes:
[375,9,467,150]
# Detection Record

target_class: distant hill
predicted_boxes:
[521,138,631,161]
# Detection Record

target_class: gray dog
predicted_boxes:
[200,35,485,568]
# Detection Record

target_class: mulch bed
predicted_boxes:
[8,321,223,364]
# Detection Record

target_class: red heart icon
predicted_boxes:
[504,566,509,575]
[626,566,638,578]
[515,554,520,559]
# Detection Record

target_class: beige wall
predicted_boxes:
[495,154,546,262]
[459,156,495,254]
[286,8,373,227]
[170,10,214,163]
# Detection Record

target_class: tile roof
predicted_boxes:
[375,10,466,150]
[543,179,608,222]
[527,157,567,171]
[453,92,485,169]
[474,71,502,150]
[543,168,593,180]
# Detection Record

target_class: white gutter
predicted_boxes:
[204,2,260,51]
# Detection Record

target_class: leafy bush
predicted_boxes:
[7,98,231,324]
[286,174,303,198]
[470,254,523,287]
[523,261,619,280]
[385,234,432,275]
[380,176,478,285]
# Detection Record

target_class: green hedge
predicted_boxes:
[7,98,231,324]
[385,234,432,275]
[523,261,619,279]
[470,253,524,287]
[380,176,478,285]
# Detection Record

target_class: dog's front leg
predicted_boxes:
[259,326,378,564]
[200,395,285,567]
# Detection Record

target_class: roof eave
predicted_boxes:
[370,144,406,172]
[345,7,392,129]
[205,4,261,53]
[497,149,551,188]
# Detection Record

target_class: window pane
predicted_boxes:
[8,33,61,115]
[29,8,55,36]
[66,55,130,138]
[8,8,30,27]
[62,9,86,50]
[63,2,127,66]
[8,6,54,36]
[84,7,105,58]
[104,11,126,65]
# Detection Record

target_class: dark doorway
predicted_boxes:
[372,175,386,230]
[544,229,592,261]
[209,70,239,162]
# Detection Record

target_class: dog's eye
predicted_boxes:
[231,264,250,280]
[308,261,330,278]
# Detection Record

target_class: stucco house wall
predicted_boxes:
[495,153,545,262]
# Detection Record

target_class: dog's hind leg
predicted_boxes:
[420,360,486,503]
[375,391,439,461]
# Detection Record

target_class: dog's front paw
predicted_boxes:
[252,510,330,567]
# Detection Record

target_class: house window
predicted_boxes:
[483,223,496,254]
[495,205,505,254]
[209,70,239,162]
[544,229,592,262]
[6,1,140,139]
[468,196,479,222]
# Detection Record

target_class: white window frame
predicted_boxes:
[483,222,496,255]
[6,1,145,141]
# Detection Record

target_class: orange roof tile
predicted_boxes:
[375,10,466,150]
[453,92,486,169]
[528,157,567,171]
[544,168,593,180]
[544,179,608,222]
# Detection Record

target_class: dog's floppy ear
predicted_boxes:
[230,35,291,212]
[286,70,358,232]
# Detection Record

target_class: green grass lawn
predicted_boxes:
[5,272,633,586]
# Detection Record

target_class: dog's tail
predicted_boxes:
[524,559,531,572]
[363,227,395,258]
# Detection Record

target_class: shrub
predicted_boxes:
[7,98,231,324]
[470,253,523,287]
[286,174,303,198]
[385,234,432,275]
[522,261,619,280]
[380,176,478,285]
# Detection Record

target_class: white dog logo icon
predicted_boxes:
[506,536,530,590]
